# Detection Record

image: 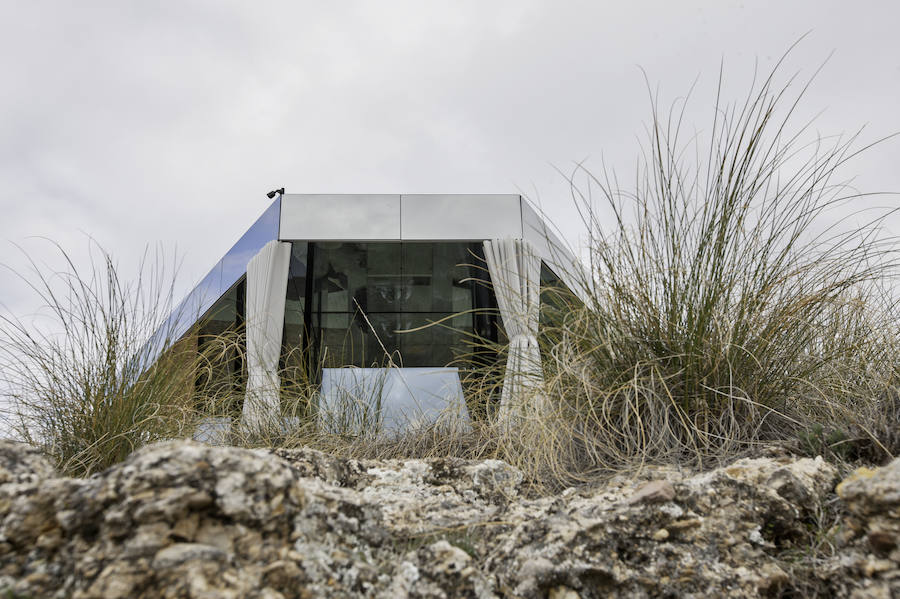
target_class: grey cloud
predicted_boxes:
[1,0,898,317]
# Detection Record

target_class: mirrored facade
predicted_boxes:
[150,194,582,431]
[142,197,280,365]
[181,240,503,418]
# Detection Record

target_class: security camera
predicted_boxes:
[266,188,285,199]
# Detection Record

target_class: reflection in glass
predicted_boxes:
[195,278,246,414]
[300,242,497,373]
[319,367,469,435]
[146,197,280,360]
[282,243,308,351]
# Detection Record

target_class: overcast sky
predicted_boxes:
[2,0,899,320]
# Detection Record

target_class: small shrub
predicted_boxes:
[797,424,851,461]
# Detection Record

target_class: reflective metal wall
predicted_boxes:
[146,197,281,357]
[142,192,589,432]
[147,193,584,365]
[279,194,522,241]
[522,200,590,302]
[400,194,522,240]
[279,195,400,241]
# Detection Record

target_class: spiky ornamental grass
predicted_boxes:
[532,56,900,477]
[0,242,198,476]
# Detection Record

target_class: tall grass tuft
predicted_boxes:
[532,57,900,477]
[0,241,196,476]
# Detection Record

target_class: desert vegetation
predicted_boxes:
[1,56,898,490]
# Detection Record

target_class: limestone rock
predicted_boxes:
[625,480,675,505]
[0,439,56,485]
[0,439,898,597]
[833,459,900,596]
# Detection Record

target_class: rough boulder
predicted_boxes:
[0,440,898,597]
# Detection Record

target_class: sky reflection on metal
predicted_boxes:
[144,197,280,360]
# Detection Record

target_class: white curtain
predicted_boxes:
[243,240,292,431]
[483,238,545,423]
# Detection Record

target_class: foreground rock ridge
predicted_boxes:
[0,440,898,598]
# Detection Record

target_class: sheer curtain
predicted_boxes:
[483,238,545,422]
[243,240,292,430]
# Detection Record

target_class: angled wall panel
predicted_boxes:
[521,201,592,303]
[141,197,280,367]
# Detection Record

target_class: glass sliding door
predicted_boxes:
[277,240,502,427]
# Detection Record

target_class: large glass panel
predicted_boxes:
[310,242,368,313]
[284,242,502,398]
[398,313,473,367]
[401,242,474,313]
[195,279,246,413]
[364,243,402,312]
[401,243,432,313]
[313,312,370,368]
[363,312,400,361]
[274,240,505,427]
[282,243,308,350]
[539,261,572,327]
[198,285,237,336]
[312,312,477,369]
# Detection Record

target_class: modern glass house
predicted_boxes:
[150,194,580,433]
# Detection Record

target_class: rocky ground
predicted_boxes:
[0,440,898,598]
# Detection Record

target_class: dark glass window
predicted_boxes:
[282,243,308,353]
[539,261,575,327]
[292,242,498,370]
[402,243,475,313]
[195,278,246,411]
